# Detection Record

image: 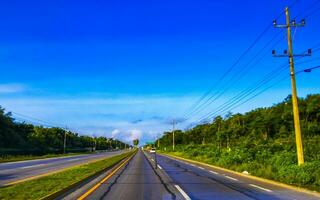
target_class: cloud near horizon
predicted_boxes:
[0,93,201,145]
[0,83,26,94]
[0,83,313,145]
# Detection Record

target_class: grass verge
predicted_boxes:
[0,153,91,163]
[0,151,135,200]
[160,149,320,192]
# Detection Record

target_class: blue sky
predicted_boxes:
[0,0,319,145]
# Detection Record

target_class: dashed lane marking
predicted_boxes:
[210,170,219,175]
[20,164,46,169]
[249,184,273,192]
[224,175,238,181]
[175,185,191,200]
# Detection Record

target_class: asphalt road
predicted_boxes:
[73,150,320,200]
[154,153,320,200]
[82,150,178,200]
[0,150,126,186]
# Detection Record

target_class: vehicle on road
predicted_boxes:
[150,148,156,153]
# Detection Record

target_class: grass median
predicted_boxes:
[0,150,135,200]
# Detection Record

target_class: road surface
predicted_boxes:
[76,149,181,200]
[155,153,319,200]
[0,150,126,186]
[70,150,320,200]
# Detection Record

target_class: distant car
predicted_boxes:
[150,148,156,153]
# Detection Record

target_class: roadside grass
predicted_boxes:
[0,151,134,200]
[160,147,320,192]
[0,152,91,163]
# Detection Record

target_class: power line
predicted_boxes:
[184,31,286,120]
[197,46,315,122]
[182,1,301,121]
[292,0,320,19]
[12,111,65,128]
[181,21,275,120]
[197,62,289,122]
[184,1,316,125]
[194,43,317,123]
[219,65,320,117]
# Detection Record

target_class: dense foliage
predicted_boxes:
[133,139,139,146]
[157,94,320,191]
[0,108,128,155]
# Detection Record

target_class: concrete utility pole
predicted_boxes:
[63,130,67,154]
[172,119,175,151]
[273,7,311,166]
[63,127,68,154]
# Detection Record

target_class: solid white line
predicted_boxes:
[210,170,219,175]
[190,164,195,167]
[20,164,46,169]
[249,184,273,192]
[157,164,162,169]
[225,175,238,181]
[198,166,204,170]
[175,185,191,200]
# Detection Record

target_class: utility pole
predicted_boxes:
[273,7,311,166]
[63,128,67,154]
[157,139,160,148]
[93,137,97,152]
[172,119,175,151]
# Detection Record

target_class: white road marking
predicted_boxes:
[151,159,154,162]
[157,164,163,169]
[210,170,219,175]
[175,185,191,200]
[225,175,238,181]
[190,164,195,167]
[20,164,46,169]
[198,166,204,170]
[67,158,81,162]
[249,184,273,192]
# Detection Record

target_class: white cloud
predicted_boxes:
[111,129,120,138]
[0,84,26,94]
[128,129,142,141]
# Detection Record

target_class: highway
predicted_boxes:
[154,154,319,200]
[0,150,126,186]
[71,149,184,200]
[66,149,320,200]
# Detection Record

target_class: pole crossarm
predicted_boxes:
[272,7,310,166]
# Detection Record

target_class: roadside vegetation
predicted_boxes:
[0,107,129,160]
[157,94,320,191]
[0,151,135,200]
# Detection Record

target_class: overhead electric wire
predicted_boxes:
[181,1,300,121]
[184,31,286,121]
[292,0,320,19]
[218,65,320,117]
[12,111,65,128]
[177,0,308,130]
[181,22,274,119]
[11,111,79,133]
[197,47,320,123]
[197,62,289,122]
[184,1,316,125]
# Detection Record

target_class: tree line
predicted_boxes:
[155,94,320,190]
[0,108,129,155]
[158,94,320,153]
